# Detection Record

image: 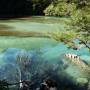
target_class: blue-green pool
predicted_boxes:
[0,16,89,90]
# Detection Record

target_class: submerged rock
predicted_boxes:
[0,46,89,89]
[76,78,88,85]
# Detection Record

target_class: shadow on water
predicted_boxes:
[29,62,88,90]
[0,47,89,90]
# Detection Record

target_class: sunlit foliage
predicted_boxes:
[44,0,90,51]
[48,29,90,50]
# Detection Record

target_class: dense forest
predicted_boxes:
[0,0,89,17]
[0,0,52,18]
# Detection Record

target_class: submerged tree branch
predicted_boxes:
[78,38,90,50]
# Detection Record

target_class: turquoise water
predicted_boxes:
[0,16,90,89]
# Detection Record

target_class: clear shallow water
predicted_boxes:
[0,36,58,52]
[0,44,90,89]
[0,16,70,32]
[0,16,90,89]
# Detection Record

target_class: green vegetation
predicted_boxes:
[44,1,76,16]
[0,0,89,50]
[32,0,52,15]
[43,0,90,50]
[48,30,77,44]
[44,0,90,17]
[48,29,90,51]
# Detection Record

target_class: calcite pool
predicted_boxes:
[0,16,90,90]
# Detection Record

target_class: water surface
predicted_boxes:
[0,16,89,90]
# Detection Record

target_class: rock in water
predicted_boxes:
[76,78,88,86]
